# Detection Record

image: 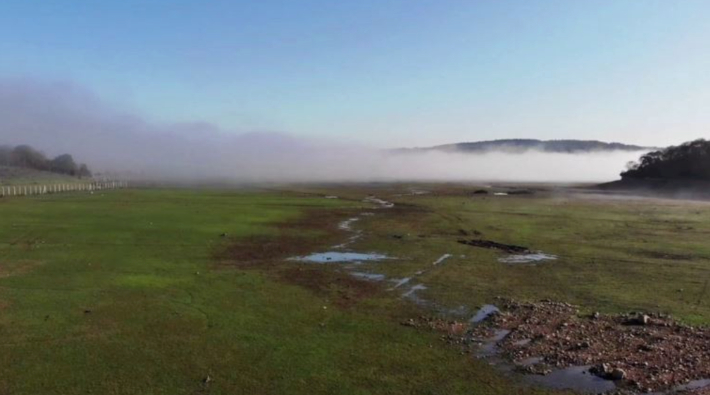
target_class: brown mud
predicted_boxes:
[214,208,385,308]
[457,239,530,253]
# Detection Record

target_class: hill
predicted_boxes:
[620,139,710,181]
[395,139,652,154]
[598,139,710,199]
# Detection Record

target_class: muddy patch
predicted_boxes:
[457,239,529,254]
[401,316,469,336]
[215,210,353,267]
[457,239,556,264]
[639,250,694,261]
[279,266,381,308]
[0,260,41,278]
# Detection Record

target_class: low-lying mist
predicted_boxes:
[0,78,645,184]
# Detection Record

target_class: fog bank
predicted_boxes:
[0,79,644,183]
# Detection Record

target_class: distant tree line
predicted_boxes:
[621,139,710,180]
[0,144,92,178]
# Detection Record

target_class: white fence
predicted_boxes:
[0,181,128,197]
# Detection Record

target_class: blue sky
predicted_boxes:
[1,1,709,147]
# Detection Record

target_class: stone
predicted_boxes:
[611,368,626,380]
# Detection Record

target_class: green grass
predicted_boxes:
[4,184,707,395]
[0,188,549,395]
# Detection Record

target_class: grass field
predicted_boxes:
[0,188,552,395]
[1,185,708,394]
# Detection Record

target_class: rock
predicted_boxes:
[611,368,626,380]
[625,314,651,326]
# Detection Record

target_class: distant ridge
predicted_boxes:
[394,139,654,154]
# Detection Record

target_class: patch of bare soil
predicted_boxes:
[457,239,529,253]
[214,208,386,308]
[0,260,41,278]
[278,265,381,308]
[466,300,710,393]
[213,210,349,268]
[639,250,694,261]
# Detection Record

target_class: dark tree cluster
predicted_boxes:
[0,144,92,178]
[621,139,710,180]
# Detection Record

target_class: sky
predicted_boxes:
[1,1,709,148]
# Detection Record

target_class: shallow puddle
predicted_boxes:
[332,234,361,249]
[518,356,543,367]
[289,252,388,263]
[674,378,710,392]
[525,365,615,394]
[350,272,386,281]
[338,217,360,230]
[498,253,557,264]
[364,196,395,208]
[477,329,511,358]
[432,254,452,265]
[475,330,615,394]
[402,284,428,305]
[390,277,411,288]
[470,304,500,323]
